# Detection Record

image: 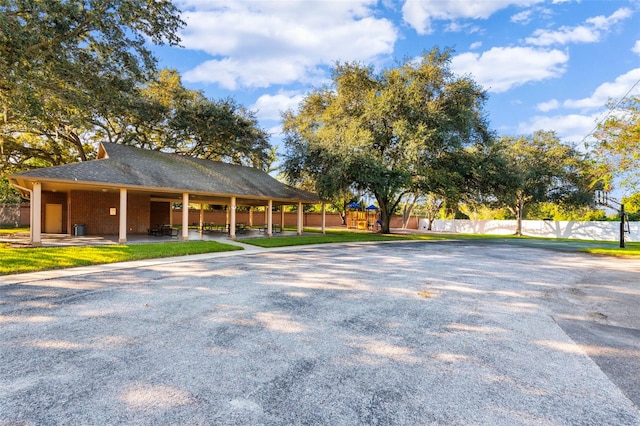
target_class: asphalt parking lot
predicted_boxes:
[1,240,639,425]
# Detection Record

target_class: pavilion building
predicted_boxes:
[9,143,324,246]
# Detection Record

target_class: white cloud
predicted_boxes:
[451,46,568,93]
[586,7,633,29]
[525,7,633,46]
[526,25,600,46]
[536,99,559,112]
[251,92,306,122]
[511,10,532,24]
[519,68,640,144]
[402,0,543,35]
[177,1,397,89]
[563,68,640,110]
[184,57,322,90]
[469,41,482,50]
[517,113,601,144]
[633,40,640,55]
[445,22,481,34]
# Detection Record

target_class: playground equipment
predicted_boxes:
[366,204,379,231]
[346,202,380,231]
[346,202,367,230]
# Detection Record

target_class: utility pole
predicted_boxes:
[620,203,626,249]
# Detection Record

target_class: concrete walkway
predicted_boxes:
[1,240,639,424]
[0,238,265,286]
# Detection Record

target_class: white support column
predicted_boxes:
[182,193,189,240]
[321,203,326,234]
[297,202,303,235]
[264,206,268,229]
[119,188,127,243]
[199,203,205,233]
[249,207,254,227]
[229,196,237,239]
[281,207,285,233]
[31,182,42,246]
[267,200,273,238]
[66,192,71,236]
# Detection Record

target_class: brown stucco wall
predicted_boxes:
[170,209,418,229]
[20,204,30,226]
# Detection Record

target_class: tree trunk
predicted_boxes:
[401,195,418,229]
[377,193,404,234]
[380,210,391,234]
[515,193,524,236]
[424,197,442,232]
[379,201,392,234]
[61,129,87,162]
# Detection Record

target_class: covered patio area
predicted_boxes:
[9,143,324,246]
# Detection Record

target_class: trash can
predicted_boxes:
[73,224,86,236]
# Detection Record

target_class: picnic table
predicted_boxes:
[202,222,217,232]
[202,223,250,235]
[147,224,178,237]
[258,224,281,234]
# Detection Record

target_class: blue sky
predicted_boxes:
[153,0,640,151]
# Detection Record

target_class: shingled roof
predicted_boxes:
[10,143,320,205]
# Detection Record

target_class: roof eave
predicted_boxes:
[9,175,321,205]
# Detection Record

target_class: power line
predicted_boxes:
[580,77,640,148]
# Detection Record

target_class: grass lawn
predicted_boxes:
[0,227,29,235]
[582,242,640,257]
[1,229,637,275]
[0,241,242,275]
[241,229,559,247]
[244,230,640,259]
[242,230,431,247]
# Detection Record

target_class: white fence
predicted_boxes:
[418,219,638,242]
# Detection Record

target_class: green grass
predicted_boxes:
[244,229,640,259]
[0,227,29,235]
[242,229,537,248]
[0,241,242,275]
[2,229,638,276]
[241,229,560,248]
[242,230,425,248]
[581,242,640,257]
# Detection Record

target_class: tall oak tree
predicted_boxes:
[282,47,494,233]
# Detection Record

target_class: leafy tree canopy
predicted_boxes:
[593,95,640,191]
[0,176,20,203]
[0,3,273,174]
[621,192,640,221]
[0,0,185,171]
[0,0,183,109]
[282,47,494,233]
[492,130,595,235]
[94,69,274,169]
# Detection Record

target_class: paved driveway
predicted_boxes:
[1,241,639,425]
